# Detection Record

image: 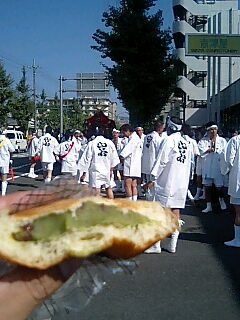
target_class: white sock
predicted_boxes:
[195,187,202,197]
[1,181,8,196]
[127,196,132,201]
[187,189,194,200]
[132,195,138,201]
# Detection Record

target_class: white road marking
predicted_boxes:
[7,168,42,181]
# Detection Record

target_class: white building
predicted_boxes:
[172,0,240,126]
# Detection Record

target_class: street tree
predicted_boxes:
[0,62,14,128]
[65,98,87,131]
[11,66,34,133]
[92,0,177,125]
[38,93,59,131]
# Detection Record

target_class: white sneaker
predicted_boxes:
[28,173,38,178]
[224,239,240,247]
[202,206,212,213]
[45,177,51,183]
[193,195,200,201]
[164,243,176,253]
[219,199,227,211]
[144,242,161,254]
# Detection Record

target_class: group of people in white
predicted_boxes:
[1,117,240,251]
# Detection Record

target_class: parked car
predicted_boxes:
[3,129,27,152]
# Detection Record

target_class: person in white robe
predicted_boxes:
[59,132,79,177]
[135,126,146,196]
[27,132,39,178]
[72,130,82,153]
[141,120,165,201]
[146,117,192,254]
[112,128,126,192]
[0,130,15,196]
[182,123,200,202]
[224,134,240,247]
[36,127,60,183]
[119,124,142,201]
[78,128,120,199]
[198,122,227,213]
[193,127,207,200]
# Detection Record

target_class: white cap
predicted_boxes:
[112,128,120,133]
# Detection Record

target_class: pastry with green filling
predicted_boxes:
[0,197,179,269]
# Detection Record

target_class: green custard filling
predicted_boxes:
[13,201,151,242]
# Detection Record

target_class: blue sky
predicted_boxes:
[0,0,172,115]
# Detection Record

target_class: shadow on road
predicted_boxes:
[182,195,240,304]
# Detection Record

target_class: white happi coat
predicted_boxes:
[0,134,15,167]
[198,135,227,182]
[59,140,79,174]
[27,136,39,157]
[183,135,200,178]
[72,136,82,153]
[151,132,192,208]
[141,131,163,175]
[78,135,120,187]
[37,133,59,163]
[224,135,240,199]
[113,137,126,171]
[120,132,142,178]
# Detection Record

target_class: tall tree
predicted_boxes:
[11,66,34,132]
[38,93,59,131]
[0,62,14,127]
[92,0,176,125]
[66,98,87,131]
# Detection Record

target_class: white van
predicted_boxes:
[3,129,27,153]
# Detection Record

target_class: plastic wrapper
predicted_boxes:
[28,257,138,320]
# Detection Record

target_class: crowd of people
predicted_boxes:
[1,118,240,252]
[1,117,240,319]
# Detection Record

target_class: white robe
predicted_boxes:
[72,136,82,153]
[141,131,163,175]
[198,135,227,183]
[78,136,120,188]
[59,140,79,175]
[151,132,192,208]
[27,136,39,157]
[183,135,200,178]
[0,134,15,167]
[224,135,240,199]
[37,133,60,163]
[113,137,126,171]
[120,132,142,178]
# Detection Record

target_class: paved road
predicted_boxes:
[4,155,240,320]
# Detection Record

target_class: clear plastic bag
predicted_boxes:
[29,257,138,320]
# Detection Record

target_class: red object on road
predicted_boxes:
[10,166,14,183]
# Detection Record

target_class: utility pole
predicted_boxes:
[28,59,39,131]
[59,76,63,138]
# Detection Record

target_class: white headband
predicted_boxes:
[207,125,218,131]
[167,119,182,131]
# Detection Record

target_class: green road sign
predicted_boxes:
[186,33,240,57]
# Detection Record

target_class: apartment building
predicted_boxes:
[172,0,240,126]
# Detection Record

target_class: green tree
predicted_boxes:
[92,0,176,125]
[38,93,60,131]
[11,66,34,132]
[0,62,14,127]
[66,98,87,131]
